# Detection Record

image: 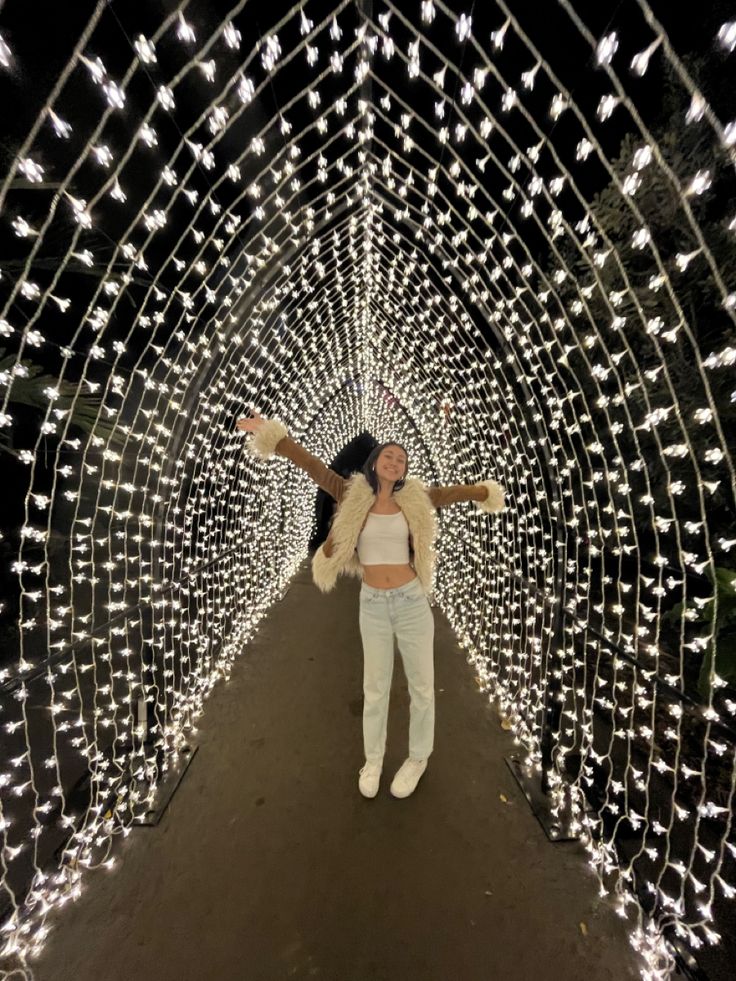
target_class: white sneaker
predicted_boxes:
[358,760,383,798]
[390,757,428,798]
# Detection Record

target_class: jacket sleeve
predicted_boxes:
[246,418,346,503]
[427,479,505,513]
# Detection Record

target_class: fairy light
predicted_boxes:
[133,34,157,64]
[596,32,619,66]
[716,21,736,53]
[0,32,12,69]
[0,3,733,980]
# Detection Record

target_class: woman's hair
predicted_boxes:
[362,441,410,495]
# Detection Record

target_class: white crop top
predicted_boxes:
[356,511,410,565]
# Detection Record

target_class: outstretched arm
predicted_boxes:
[428,479,505,513]
[237,415,346,503]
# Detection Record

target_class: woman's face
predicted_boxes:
[375,444,407,484]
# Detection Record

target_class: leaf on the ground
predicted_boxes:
[500,717,513,730]
[499,793,508,803]
[579,922,588,936]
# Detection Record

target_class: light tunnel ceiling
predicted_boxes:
[0,0,736,977]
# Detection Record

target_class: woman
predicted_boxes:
[236,411,505,800]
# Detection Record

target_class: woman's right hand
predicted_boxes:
[235,410,266,434]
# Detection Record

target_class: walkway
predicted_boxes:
[34,560,644,981]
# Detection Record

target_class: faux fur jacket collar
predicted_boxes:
[311,472,438,597]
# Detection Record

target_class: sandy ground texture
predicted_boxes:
[31,560,650,981]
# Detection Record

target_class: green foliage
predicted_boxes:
[0,350,123,448]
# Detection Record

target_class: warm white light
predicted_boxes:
[0,4,733,979]
[0,31,12,68]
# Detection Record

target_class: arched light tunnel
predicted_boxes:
[0,1,735,979]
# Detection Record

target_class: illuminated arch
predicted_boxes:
[0,3,734,978]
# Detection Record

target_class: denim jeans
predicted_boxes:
[358,576,435,764]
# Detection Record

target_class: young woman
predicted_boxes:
[236,411,505,800]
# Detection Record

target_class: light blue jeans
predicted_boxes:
[358,576,435,764]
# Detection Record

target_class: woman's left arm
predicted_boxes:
[427,479,506,513]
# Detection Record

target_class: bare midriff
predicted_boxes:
[361,504,418,590]
[361,564,418,589]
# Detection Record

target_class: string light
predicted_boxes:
[0,3,733,981]
[0,32,12,69]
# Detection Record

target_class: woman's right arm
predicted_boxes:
[236,414,346,503]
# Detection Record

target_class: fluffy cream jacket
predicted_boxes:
[247,419,505,598]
